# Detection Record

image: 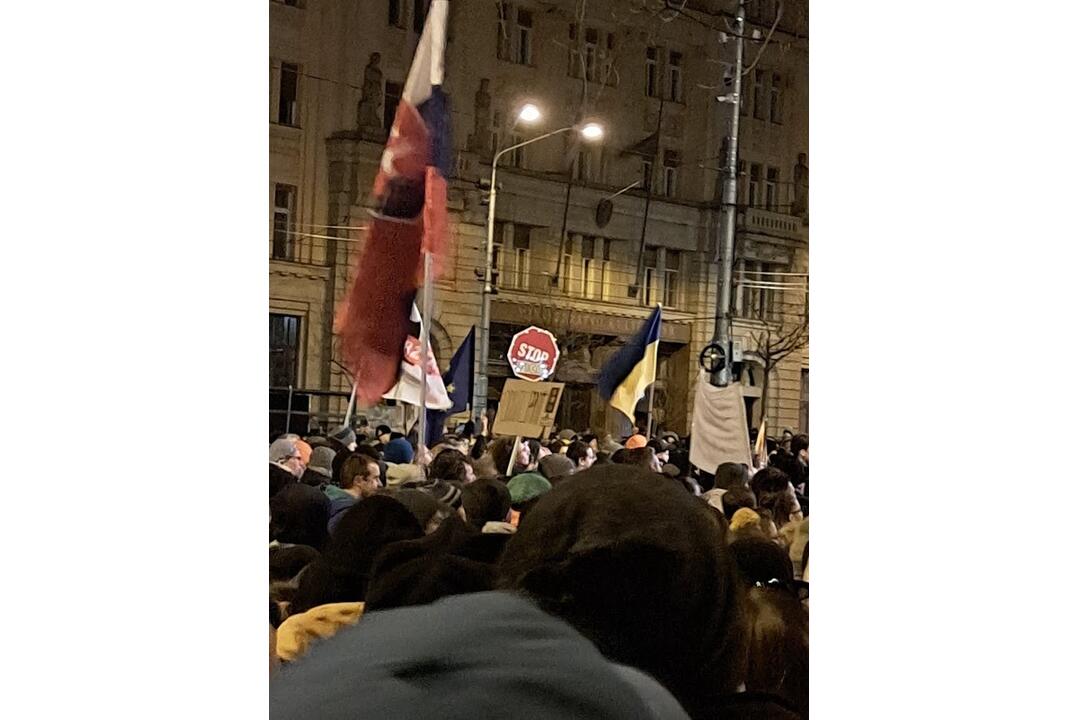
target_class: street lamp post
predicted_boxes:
[474,117,604,423]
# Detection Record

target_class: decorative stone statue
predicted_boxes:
[792,152,809,219]
[468,78,492,153]
[356,52,384,133]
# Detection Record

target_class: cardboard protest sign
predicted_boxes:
[493,379,565,438]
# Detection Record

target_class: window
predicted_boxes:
[270,314,302,387]
[748,163,761,209]
[642,159,654,193]
[277,62,299,126]
[765,167,779,211]
[770,72,783,123]
[413,0,428,33]
[508,132,525,168]
[585,28,599,81]
[516,9,533,64]
[667,51,683,102]
[737,260,783,320]
[579,236,594,297]
[574,149,592,182]
[568,24,579,76]
[388,0,403,27]
[754,69,767,120]
[601,33,617,85]
[663,250,680,308]
[497,3,512,60]
[272,184,297,260]
[561,236,575,293]
[511,225,531,289]
[643,247,659,306]
[598,239,612,300]
[383,81,402,135]
[662,150,679,198]
[645,46,658,97]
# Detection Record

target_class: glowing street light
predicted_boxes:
[579,122,604,141]
[516,103,542,124]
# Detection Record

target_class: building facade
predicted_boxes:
[270,0,809,438]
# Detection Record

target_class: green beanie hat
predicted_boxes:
[507,472,552,506]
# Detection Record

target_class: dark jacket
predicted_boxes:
[269,591,691,720]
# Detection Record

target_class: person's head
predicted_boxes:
[715,462,750,491]
[270,484,331,550]
[392,488,455,535]
[383,437,415,465]
[750,466,791,498]
[646,439,670,465]
[538,453,576,483]
[620,446,661,473]
[339,453,382,499]
[507,472,552,509]
[376,424,392,444]
[791,434,809,463]
[460,478,513,528]
[525,439,541,467]
[305,446,336,484]
[566,440,596,470]
[291,495,423,612]
[728,537,795,587]
[497,465,747,717]
[489,436,528,475]
[721,486,757,520]
[757,485,802,529]
[744,586,809,719]
[270,438,305,478]
[625,434,647,450]
[330,425,358,453]
[428,448,475,485]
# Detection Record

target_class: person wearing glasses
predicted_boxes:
[270,438,306,479]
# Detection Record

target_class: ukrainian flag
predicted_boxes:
[598,305,662,420]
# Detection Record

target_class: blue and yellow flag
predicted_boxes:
[598,305,662,420]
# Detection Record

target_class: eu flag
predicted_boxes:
[425,326,475,447]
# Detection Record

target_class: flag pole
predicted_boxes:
[646,382,656,439]
[417,252,435,457]
[343,380,357,427]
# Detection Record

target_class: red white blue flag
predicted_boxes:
[336,0,451,407]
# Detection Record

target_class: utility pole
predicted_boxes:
[709,3,745,387]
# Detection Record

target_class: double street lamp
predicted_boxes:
[474,103,604,422]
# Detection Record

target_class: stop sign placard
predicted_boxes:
[507,326,560,382]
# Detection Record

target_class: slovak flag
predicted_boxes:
[335,0,452,407]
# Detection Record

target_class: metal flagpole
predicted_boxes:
[285,384,294,435]
[646,383,656,439]
[343,380,357,426]
[417,252,435,455]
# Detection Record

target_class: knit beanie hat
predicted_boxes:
[625,434,647,450]
[507,472,552,506]
[383,437,415,465]
[308,446,335,479]
[539,454,575,481]
[294,440,313,466]
[331,425,357,448]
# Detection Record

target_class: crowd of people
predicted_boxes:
[269,419,810,719]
